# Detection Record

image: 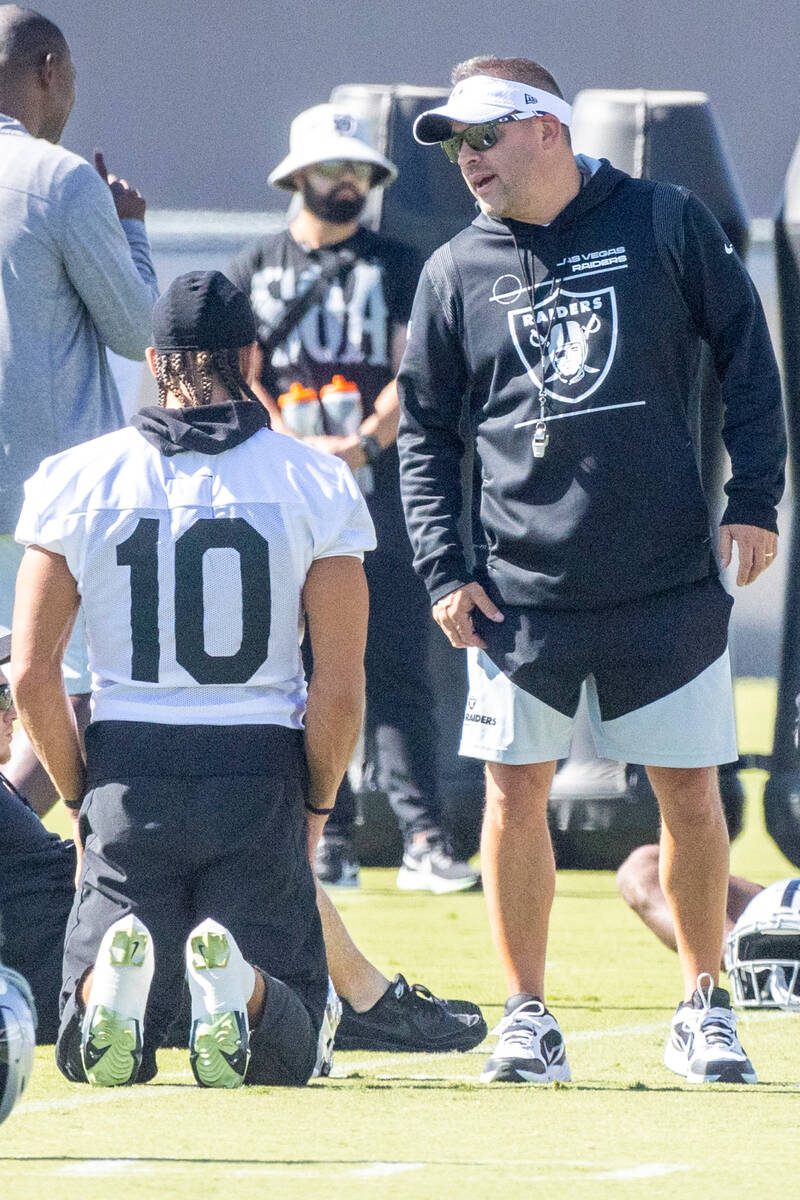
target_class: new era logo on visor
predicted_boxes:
[524,93,538,104]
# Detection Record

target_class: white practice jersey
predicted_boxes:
[16,425,375,726]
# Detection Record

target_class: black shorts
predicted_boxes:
[56,721,327,1085]
[476,576,733,720]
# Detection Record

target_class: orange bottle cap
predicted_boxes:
[320,374,359,396]
[277,382,318,407]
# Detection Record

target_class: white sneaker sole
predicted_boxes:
[319,872,360,889]
[664,1041,757,1084]
[480,1058,571,1084]
[396,866,480,895]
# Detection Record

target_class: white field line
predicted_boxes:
[350,1163,424,1178]
[589,1163,690,1181]
[59,1161,137,1177]
[15,1083,188,1116]
[16,1092,126,1116]
[43,1157,691,1182]
[569,1020,664,1043]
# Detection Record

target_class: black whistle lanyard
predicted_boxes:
[514,221,577,459]
[514,241,563,459]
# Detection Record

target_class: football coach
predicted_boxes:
[396,56,785,1086]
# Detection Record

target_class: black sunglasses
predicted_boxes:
[0,681,12,712]
[440,113,532,163]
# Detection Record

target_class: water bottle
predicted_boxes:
[277,382,323,437]
[320,375,373,494]
[319,375,362,436]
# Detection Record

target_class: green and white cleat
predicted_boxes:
[186,919,252,1088]
[81,914,154,1087]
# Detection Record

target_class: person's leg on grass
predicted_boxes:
[651,765,756,1084]
[616,843,764,964]
[479,759,570,1084]
[482,760,556,1000]
[616,844,678,950]
[314,877,386,1010]
[649,766,729,997]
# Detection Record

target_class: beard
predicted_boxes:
[300,179,367,224]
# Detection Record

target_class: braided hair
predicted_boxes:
[153,348,261,409]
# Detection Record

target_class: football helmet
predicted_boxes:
[0,963,37,1124]
[724,878,800,1009]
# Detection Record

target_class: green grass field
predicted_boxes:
[2,679,798,1200]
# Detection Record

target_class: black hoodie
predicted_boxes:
[397,159,785,610]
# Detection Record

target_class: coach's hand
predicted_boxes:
[94,149,146,221]
[719,523,778,586]
[433,582,504,650]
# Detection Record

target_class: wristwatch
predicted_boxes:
[358,434,383,465]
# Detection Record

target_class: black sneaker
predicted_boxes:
[397,834,480,894]
[314,833,360,888]
[334,974,487,1051]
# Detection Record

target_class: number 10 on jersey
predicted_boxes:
[116,516,272,685]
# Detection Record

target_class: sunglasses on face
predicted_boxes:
[0,682,12,713]
[440,112,534,162]
[313,160,373,182]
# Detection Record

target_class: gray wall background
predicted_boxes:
[47,0,799,217]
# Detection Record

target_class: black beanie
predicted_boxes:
[152,271,256,352]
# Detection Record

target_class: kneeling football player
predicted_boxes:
[11,271,374,1087]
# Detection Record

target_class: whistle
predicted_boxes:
[532,421,549,459]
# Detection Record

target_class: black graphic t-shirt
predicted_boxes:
[230,227,420,414]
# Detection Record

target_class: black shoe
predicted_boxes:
[314,833,360,888]
[397,834,480,895]
[334,974,487,1052]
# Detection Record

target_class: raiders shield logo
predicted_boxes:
[508,285,618,405]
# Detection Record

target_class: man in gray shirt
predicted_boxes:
[0,6,158,807]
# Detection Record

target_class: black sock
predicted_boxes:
[504,992,544,1015]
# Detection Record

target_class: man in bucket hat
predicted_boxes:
[231,104,480,900]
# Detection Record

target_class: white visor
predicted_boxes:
[414,74,572,145]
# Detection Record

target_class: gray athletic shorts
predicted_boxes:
[460,648,738,767]
[0,535,91,694]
